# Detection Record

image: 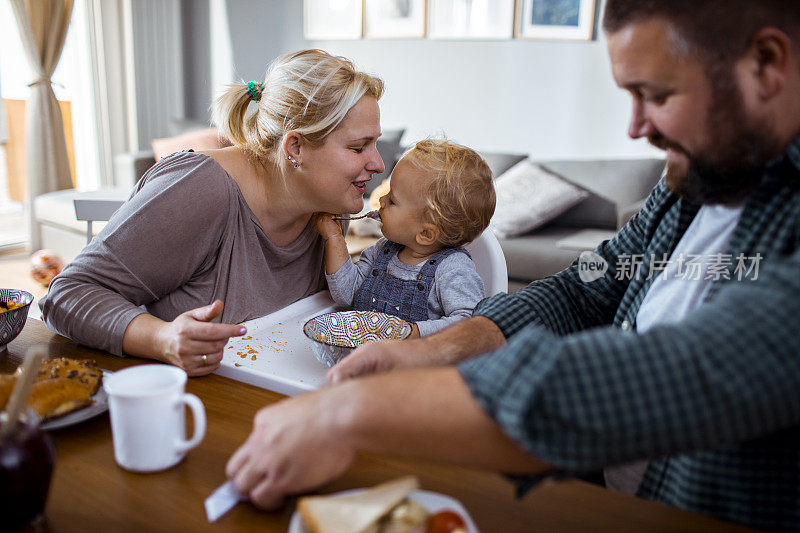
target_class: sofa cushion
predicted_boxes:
[479,151,528,178]
[540,159,665,229]
[490,160,589,238]
[151,127,232,161]
[499,225,582,281]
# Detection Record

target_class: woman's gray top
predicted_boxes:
[41,151,327,355]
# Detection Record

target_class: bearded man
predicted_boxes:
[227,2,800,530]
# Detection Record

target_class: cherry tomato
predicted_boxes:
[427,510,467,533]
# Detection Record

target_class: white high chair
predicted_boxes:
[464,230,508,296]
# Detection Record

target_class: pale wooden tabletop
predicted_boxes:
[3,319,753,532]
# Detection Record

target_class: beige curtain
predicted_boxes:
[10,0,74,250]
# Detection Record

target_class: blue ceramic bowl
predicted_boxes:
[0,289,34,351]
[303,310,413,368]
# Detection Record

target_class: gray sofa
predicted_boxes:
[111,134,665,293]
[481,156,665,291]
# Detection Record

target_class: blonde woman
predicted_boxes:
[41,50,385,376]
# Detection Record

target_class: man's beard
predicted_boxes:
[652,72,782,205]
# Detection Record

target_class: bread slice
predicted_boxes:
[298,476,419,533]
[23,357,103,395]
[1,357,103,421]
[27,378,95,420]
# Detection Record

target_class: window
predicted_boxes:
[0,0,101,247]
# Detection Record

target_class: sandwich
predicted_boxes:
[298,476,467,533]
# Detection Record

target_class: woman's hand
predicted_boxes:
[313,212,343,241]
[155,300,246,377]
[226,389,357,509]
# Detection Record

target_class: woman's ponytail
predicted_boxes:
[211,49,383,167]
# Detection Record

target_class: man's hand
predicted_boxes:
[226,389,356,509]
[327,339,426,384]
[327,317,506,384]
[227,368,550,509]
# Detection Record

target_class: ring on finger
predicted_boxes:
[202,354,208,365]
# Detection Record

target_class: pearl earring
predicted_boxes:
[287,155,299,168]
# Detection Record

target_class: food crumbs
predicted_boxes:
[234,363,243,367]
[251,354,257,361]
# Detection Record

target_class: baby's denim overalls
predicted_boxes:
[352,240,470,322]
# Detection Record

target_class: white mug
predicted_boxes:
[104,365,206,473]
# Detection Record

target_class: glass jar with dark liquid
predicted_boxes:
[0,410,56,530]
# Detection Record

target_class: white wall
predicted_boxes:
[186,0,661,160]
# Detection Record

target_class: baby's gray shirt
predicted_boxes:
[326,238,485,336]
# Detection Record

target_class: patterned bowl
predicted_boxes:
[0,289,34,351]
[303,310,413,368]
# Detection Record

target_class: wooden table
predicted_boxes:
[3,320,752,532]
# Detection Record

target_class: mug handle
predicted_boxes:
[175,393,206,453]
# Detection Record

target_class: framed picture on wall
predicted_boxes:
[515,0,596,40]
[364,0,427,39]
[304,0,362,40]
[428,0,514,39]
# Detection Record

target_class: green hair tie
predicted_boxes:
[246,81,264,102]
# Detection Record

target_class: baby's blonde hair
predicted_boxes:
[402,139,495,247]
[211,49,384,169]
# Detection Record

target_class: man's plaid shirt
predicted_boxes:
[459,136,800,531]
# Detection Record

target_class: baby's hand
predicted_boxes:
[313,213,343,241]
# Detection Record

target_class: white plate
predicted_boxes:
[41,370,113,431]
[288,488,480,533]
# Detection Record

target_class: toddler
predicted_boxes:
[315,139,496,337]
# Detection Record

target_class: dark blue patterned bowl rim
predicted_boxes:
[303,310,412,348]
[0,288,34,310]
